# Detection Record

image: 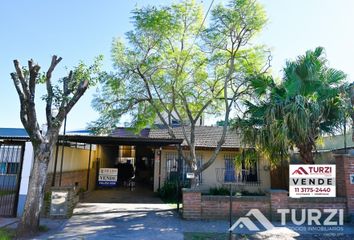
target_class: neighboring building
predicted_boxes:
[289,131,354,164]
[317,131,354,154]
[0,128,33,217]
[0,126,271,217]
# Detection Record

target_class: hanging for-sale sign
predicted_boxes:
[98,168,118,187]
[289,164,336,198]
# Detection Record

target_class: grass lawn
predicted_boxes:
[184,232,253,240]
[0,225,48,240]
[0,228,15,240]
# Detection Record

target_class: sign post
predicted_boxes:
[98,168,118,187]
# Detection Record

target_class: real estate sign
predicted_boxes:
[50,191,69,216]
[98,168,118,187]
[289,164,336,198]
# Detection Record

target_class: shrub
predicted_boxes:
[240,190,266,196]
[208,187,230,195]
[158,180,188,203]
[158,180,178,202]
[207,187,266,196]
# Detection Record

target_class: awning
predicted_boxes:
[58,134,183,146]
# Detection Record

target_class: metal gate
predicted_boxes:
[0,142,25,217]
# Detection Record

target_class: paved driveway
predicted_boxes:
[35,201,354,240]
[38,202,186,239]
[33,189,354,239]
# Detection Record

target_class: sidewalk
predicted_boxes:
[0,217,18,228]
[33,202,354,240]
[3,205,354,239]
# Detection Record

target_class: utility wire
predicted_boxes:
[179,0,215,70]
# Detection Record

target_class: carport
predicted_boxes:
[52,134,183,202]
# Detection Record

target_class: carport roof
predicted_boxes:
[59,134,183,146]
[0,128,182,146]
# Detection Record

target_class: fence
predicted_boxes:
[0,142,25,217]
[182,155,354,222]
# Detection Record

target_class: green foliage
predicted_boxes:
[234,149,258,169]
[38,225,49,232]
[208,186,230,195]
[0,228,15,240]
[0,190,15,197]
[158,180,179,202]
[43,191,51,202]
[90,0,269,134]
[207,187,265,196]
[235,47,347,164]
[239,190,266,196]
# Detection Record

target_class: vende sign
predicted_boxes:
[98,168,118,187]
[289,164,336,198]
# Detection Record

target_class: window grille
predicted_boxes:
[224,154,259,183]
[165,152,203,184]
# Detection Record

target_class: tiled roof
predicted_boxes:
[0,127,241,148]
[149,126,241,149]
[0,128,29,139]
[110,127,150,138]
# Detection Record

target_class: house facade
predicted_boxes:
[46,126,271,194]
[0,126,271,217]
[149,126,270,193]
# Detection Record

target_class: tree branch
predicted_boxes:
[46,56,62,128]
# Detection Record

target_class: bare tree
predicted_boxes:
[10,55,101,236]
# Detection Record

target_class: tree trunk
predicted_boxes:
[190,159,198,188]
[298,144,315,164]
[17,143,52,237]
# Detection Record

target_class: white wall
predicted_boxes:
[17,142,34,216]
[47,145,96,173]
[158,148,271,193]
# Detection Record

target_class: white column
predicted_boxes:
[17,142,34,216]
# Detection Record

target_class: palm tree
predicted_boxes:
[236,47,347,164]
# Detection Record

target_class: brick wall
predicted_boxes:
[288,197,347,221]
[183,189,348,221]
[336,157,346,197]
[182,189,201,219]
[46,169,89,192]
[270,189,288,220]
[201,195,269,219]
[182,155,354,222]
[335,155,354,220]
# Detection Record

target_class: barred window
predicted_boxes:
[165,152,203,184]
[166,153,178,181]
[224,154,258,183]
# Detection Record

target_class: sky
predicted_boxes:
[1,0,354,131]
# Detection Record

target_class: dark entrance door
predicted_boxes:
[0,142,25,217]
